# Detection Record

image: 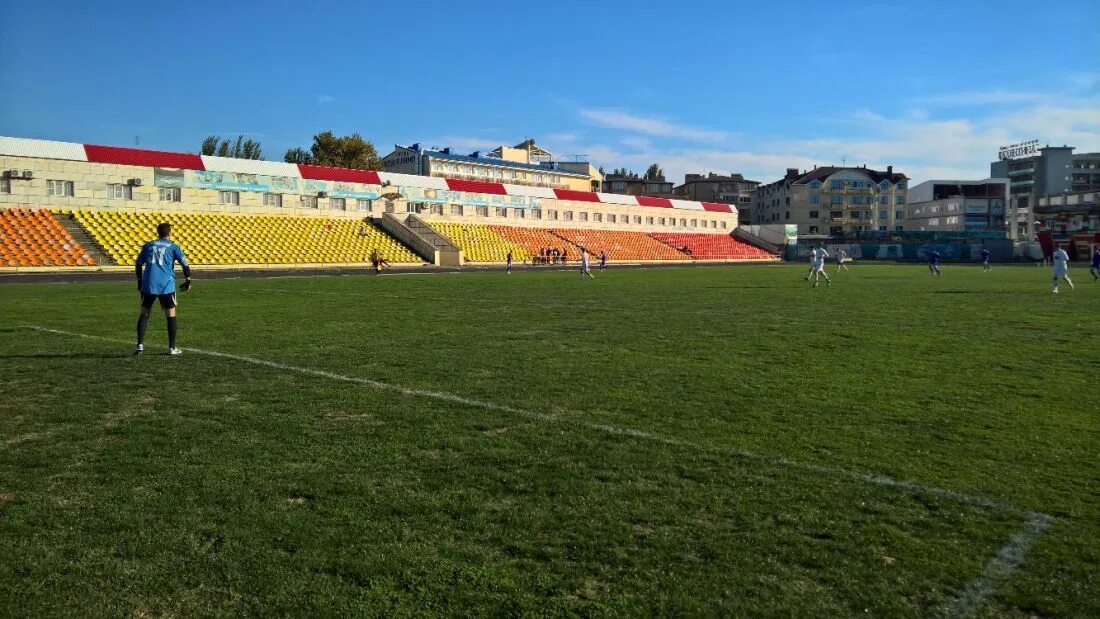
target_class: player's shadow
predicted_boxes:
[0,353,132,359]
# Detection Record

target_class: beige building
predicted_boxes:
[752,165,908,236]
[381,139,600,192]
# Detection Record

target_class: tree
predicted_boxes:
[284,147,313,164]
[644,163,665,181]
[609,167,638,179]
[199,134,263,160]
[306,131,383,170]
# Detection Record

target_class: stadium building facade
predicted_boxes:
[751,165,909,236]
[989,144,1100,239]
[0,136,770,269]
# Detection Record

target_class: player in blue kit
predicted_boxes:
[928,250,942,276]
[134,223,191,355]
[1091,247,1100,281]
[981,248,991,271]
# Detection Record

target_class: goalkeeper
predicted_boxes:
[134,222,191,356]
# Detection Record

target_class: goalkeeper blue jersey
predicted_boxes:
[137,239,188,295]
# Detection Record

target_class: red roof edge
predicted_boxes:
[554,189,601,202]
[637,196,674,208]
[83,144,205,170]
[297,164,381,185]
[701,202,733,213]
[445,178,508,195]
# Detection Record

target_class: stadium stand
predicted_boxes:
[551,228,688,261]
[429,222,530,263]
[0,208,96,267]
[649,232,776,260]
[71,210,420,266]
[491,225,583,261]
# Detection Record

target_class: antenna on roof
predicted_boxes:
[134,135,141,146]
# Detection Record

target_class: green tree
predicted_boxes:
[284,147,313,164]
[610,167,638,179]
[306,131,383,170]
[644,163,664,181]
[200,134,263,160]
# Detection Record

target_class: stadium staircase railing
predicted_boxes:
[376,213,462,266]
[731,227,783,255]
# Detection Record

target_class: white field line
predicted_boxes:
[21,324,1054,613]
[946,511,1054,618]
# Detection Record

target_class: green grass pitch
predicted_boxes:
[1,264,1098,616]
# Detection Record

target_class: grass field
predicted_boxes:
[1,263,1098,617]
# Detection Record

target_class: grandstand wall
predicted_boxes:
[0,137,739,233]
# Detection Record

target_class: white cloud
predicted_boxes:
[579,108,729,143]
[573,95,1100,185]
[911,90,1049,107]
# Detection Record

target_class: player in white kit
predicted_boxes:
[1051,247,1073,293]
[810,245,831,287]
[836,248,849,272]
[580,249,595,280]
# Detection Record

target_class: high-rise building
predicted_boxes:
[989,143,1100,239]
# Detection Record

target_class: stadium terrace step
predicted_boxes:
[54,209,112,266]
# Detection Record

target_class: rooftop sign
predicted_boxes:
[998,140,1039,160]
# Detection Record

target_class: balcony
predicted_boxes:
[1007,167,1035,176]
[430,172,567,190]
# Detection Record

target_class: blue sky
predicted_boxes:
[1,0,1097,184]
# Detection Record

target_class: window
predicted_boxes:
[646,216,654,224]
[263,193,282,207]
[879,225,888,232]
[430,204,443,215]
[879,195,888,205]
[711,220,717,228]
[810,180,821,189]
[830,195,843,205]
[358,199,372,212]
[690,219,697,227]
[158,187,181,202]
[634,216,642,224]
[809,210,819,219]
[667,219,675,227]
[530,209,542,219]
[329,197,345,210]
[515,208,525,219]
[579,212,588,222]
[48,180,74,197]
[301,195,318,208]
[879,210,888,220]
[0,178,9,193]
[896,181,906,190]
[219,191,239,205]
[608,214,616,223]
[658,217,665,225]
[476,206,489,217]
[879,181,889,190]
[548,209,558,220]
[495,207,508,217]
[810,195,820,204]
[106,184,132,200]
[721,221,727,229]
[895,225,903,231]
[830,180,844,189]
[564,211,573,221]
[450,205,463,216]
[830,210,843,218]
[611,181,626,190]
[593,213,602,223]
[677,218,684,227]
[785,211,790,220]
[809,226,819,234]
[895,196,905,205]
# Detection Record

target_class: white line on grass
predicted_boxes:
[21,324,1054,614]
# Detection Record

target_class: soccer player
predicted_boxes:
[599,251,607,271]
[981,248,991,271]
[1090,247,1100,281]
[506,250,513,274]
[836,248,849,273]
[810,245,831,287]
[805,249,817,281]
[134,223,191,355]
[1051,246,1074,293]
[580,249,595,280]
[928,250,942,276]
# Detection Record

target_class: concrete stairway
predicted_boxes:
[56,212,115,266]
